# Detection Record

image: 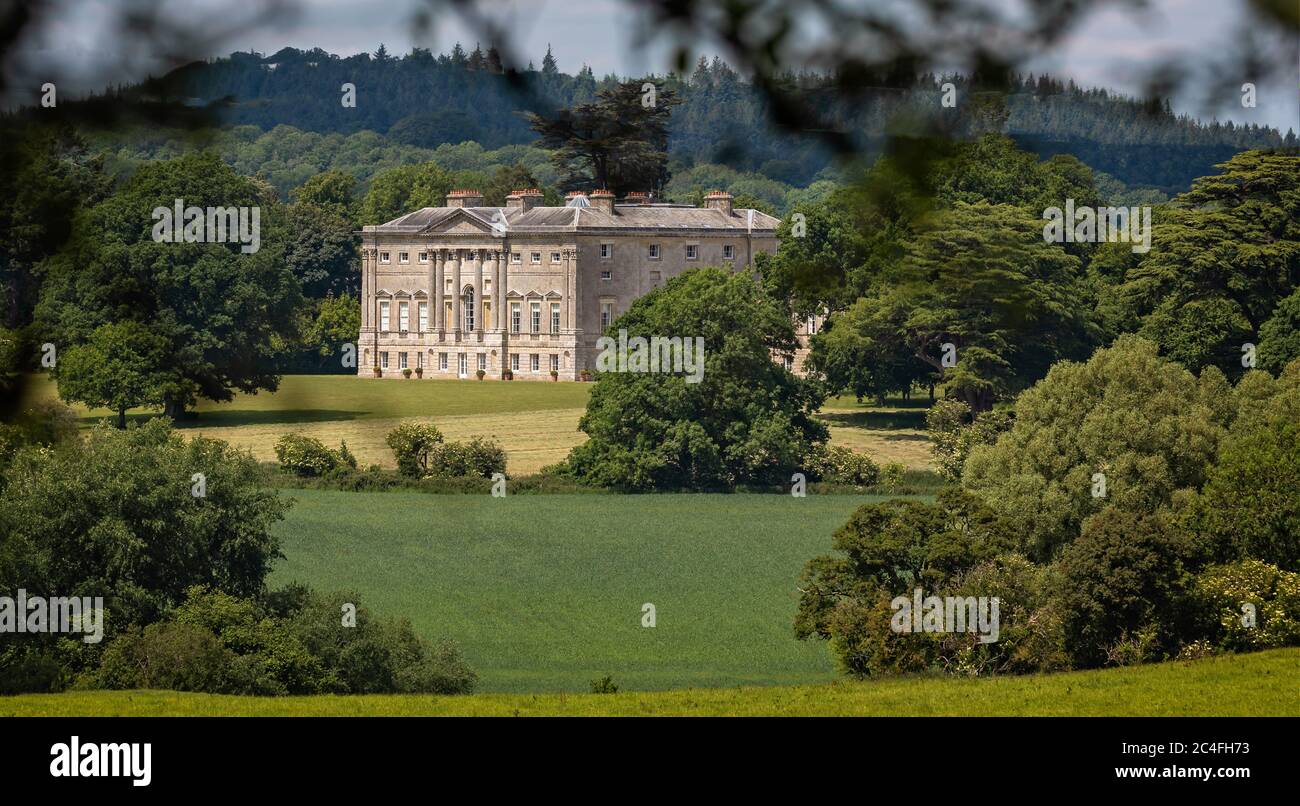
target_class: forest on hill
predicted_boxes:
[98,44,1295,195]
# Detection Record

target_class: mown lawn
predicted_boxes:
[267,490,893,693]
[21,374,938,474]
[5,649,1295,716]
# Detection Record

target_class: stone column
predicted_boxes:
[473,249,484,332]
[489,251,502,330]
[433,250,445,331]
[565,248,578,332]
[499,246,509,331]
[360,249,370,330]
[451,249,463,333]
[426,248,435,334]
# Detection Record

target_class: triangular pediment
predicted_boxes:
[420,208,498,236]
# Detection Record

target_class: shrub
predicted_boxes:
[1192,560,1300,651]
[385,421,445,477]
[275,433,340,477]
[92,622,236,693]
[425,436,507,479]
[795,489,1017,676]
[807,444,879,485]
[1053,508,1193,668]
[589,674,619,694]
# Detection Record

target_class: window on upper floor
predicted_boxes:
[511,252,521,263]
[600,243,612,259]
[418,252,429,263]
[530,302,541,334]
[399,251,409,264]
[398,301,409,332]
[723,244,735,260]
[531,252,542,264]
[685,244,698,260]
[600,302,613,330]
[380,252,391,263]
[600,270,612,281]
[379,301,390,331]
[648,244,660,259]
[550,303,561,334]
[551,252,562,263]
[510,302,521,334]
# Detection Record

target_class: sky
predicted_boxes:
[15,0,1299,134]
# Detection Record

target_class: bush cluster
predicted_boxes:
[274,433,357,477]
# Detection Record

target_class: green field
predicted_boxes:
[6,649,1295,716]
[21,374,937,474]
[265,489,906,692]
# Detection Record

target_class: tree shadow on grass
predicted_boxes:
[79,409,366,429]
[818,409,928,431]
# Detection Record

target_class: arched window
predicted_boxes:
[463,287,475,331]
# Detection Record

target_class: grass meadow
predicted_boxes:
[20,374,937,475]
[6,649,1295,716]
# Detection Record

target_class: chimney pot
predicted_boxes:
[446,188,484,208]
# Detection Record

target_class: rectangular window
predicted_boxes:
[600,270,612,281]
[807,316,818,335]
[686,244,698,260]
[399,251,409,264]
[439,352,448,371]
[551,252,562,263]
[510,302,521,334]
[550,303,561,334]
[530,302,541,334]
[379,301,390,331]
[723,244,735,260]
[530,354,540,373]
[478,353,487,372]
[600,243,612,259]
[550,354,559,372]
[648,244,660,259]
[399,352,408,370]
[531,252,542,264]
[380,252,391,263]
[511,353,520,372]
[650,271,662,286]
[398,301,409,332]
[418,251,429,263]
[416,352,423,369]
[600,302,613,330]
[380,351,389,369]
[458,353,467,377]
[418,302,428,332]
[511,252,521,264]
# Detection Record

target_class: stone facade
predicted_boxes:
[357,189,792,380]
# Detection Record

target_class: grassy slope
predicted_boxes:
[268,490,904,692]
[6,649,1296,716]
[22,375,937,474]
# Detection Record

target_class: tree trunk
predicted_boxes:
[162,394,188,420]
[117,407,126,429]
[928,382,935,402]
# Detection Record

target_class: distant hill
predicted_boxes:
[96,45,1295,194]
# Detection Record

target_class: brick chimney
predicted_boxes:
[506,188,545,211]
[625,191,651,206]
[589,188,616,215]
[703,190,733,216]
[446,188,484,208]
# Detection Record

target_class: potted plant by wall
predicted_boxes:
[415,365,424,378]
[503,369,514,381]
[372,365,382,378]
[402,367,412,379]
[550,369,559,382]
[476,368,486,381]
